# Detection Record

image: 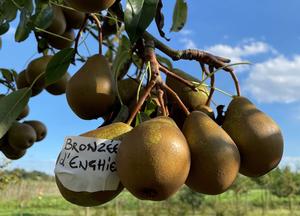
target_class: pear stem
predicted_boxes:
[159,65,197,91]
[162,83,190,117]
[126,80,156,125]
[90,14,103,56]
[229,71,241,96]
[74,15,89,56]
[158,88,167,116]
[201,63,215,106]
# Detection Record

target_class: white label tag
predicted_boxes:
[54,136,121,192]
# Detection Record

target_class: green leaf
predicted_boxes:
[32,2,53,29]
[144,99,157,117]
[112,105,129,123]
[45,48,74,85]
[156,54,173,69]
[113,35,132,80]
[0,1,18,22]
[170,0,188,32]
[0,88,32,139]
[0,22,9,35]
[0,37,2,49]
[125,0,159,43]
[15,10,32,42]
[0,69,14,83]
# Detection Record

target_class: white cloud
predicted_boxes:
[244,55,300,103]
[179,38,198,49]
[205,41,276,71]
[179,29,193,36]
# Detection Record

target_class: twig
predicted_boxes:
[201,63,215,106]
[159,65,197,91]
[229,71,241,96]
[158,88,167,116]
[126,80,156,125]
[143,32,233,72]
[74,15,89,55]
[162,83,190,116]
[90,14,103,56]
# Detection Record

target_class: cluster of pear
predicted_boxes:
[16,55,70,97]
[40,3,85,50]
[0,95,47,160]
[56,54,283,207]
[41,0,118,50]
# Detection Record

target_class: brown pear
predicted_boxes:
[222,96,284,177]
[55,122,132,207]
[46,29,75,50]
[7,122,37,151]
[116,117,191,201]
[23,120,47,142]
[166,69,209,110]
[16,105,30,121]
[47,5,67,35]
[66,54,116,120]
[46,72,71,95]
[62,3,85,29]
[26,55,52,96]
[195,105,215,120]
[1,142,26,160]
[182,111,240,195]
[65,0,116,13]
[118,78,139,105]
[16,70,42,96]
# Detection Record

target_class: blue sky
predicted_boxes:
[0,0,300,174]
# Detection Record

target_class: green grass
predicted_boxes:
[0,180,300,216]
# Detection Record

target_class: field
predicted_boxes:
[0,178,299,216]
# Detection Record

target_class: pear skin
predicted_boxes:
[46,72,70,95]
[166,68,209,110]
[47,29,75,50]
[66,55,116,120]
[65,0,116,13]
[26,55,52,96]
[222,96,284,177]
[116,117,191,201]
[183,111,240,195]
[47,5,67,35]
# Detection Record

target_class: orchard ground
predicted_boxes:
[0,168,300,216]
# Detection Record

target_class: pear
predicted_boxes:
[7,122,37,151]
[16,70,29,89]
[118,78,139,105]
[222,96,284,177]
[66,54,116,120]
[166,69,209,110]
[65,0,116,13]
[23,120,47,142]
[182,111,240,195]
[26,55,52,96]
[16,70,42,96]
[116,117,191,201]
[47,5,67,35]
[168,102,186,129]
[62,3,85,29]
[195,105,215,120]
[55,122,132,207]
[46,72,70,95]
[46,29,75,50]
[1,142,26,160]
[16,105,30,121]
